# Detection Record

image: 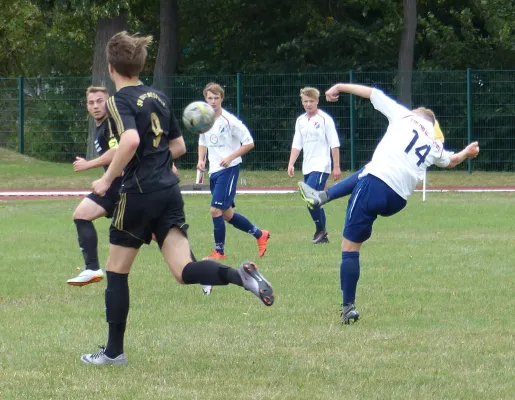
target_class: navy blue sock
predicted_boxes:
[212,215,226,254]
[227,212,262,239]
[340,251,360,305]
[327,168,363,201]
[308,207,324,232]
[320,208,327,232]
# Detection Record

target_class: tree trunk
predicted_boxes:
[397,0,417,108]
[153,0,180,93]
[87,13,127,159]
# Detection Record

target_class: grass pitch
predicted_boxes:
[0,192,514,400]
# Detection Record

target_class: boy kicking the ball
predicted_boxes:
[80,32,274,366]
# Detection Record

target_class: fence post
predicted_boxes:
[18,76,24,155]
[236,72,241,118]
[466,68,472,174]
[349,70,356,171]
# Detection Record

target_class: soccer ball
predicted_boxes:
[182,101,215,134]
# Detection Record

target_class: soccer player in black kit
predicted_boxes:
[81,31,275,366]
[67,86,121,286]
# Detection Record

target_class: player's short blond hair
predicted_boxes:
[86,86,108,97]
[203,82,225,99]
[300,87,320,99]
[412,107,436,125]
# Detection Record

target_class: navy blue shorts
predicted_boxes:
[210,165,240,210]
[343,174,407,243]
[304,171,329,191]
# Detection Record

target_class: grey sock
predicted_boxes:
[319,190,329,205]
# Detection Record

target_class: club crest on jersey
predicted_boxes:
[314,121,321,129]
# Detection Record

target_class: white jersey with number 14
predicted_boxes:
[360,89,454,200]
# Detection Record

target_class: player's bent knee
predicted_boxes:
[210,207,223,217]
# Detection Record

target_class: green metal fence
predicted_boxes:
[1,71,514,171]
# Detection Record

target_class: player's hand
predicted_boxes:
[332,166,341,181]
[197,160,206,172]
[287,164,295,177]
[73,156,89,172]
[219,157,233,168]
[325,85,340,102]
[172,163,179,177]
[92,177,110,197]
[466,142,480,159]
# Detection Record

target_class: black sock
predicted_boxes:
[74,219,100,270]
[104,271,129,358]
[182,260,243,287]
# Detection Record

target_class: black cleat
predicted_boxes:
[341,303,360,325]
[312,230,329,244]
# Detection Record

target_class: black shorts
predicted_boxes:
[110,184,186,249]
[86,177,122,218]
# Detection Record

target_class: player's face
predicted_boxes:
[86,92,107,121]
[301,95,319,115]
[204,91,223,113]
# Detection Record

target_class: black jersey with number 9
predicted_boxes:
[106,84,182,193]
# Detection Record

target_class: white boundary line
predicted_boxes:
[1,188,515,197]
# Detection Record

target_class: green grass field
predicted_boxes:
[1,148,515,189]
[1,190,514,399]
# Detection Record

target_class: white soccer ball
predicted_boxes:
[182,101,215,134]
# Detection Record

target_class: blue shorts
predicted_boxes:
[304,171,329,191]
[343,174,407,243]
[210,165,240,210]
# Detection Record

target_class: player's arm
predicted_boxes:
[326,84,372,101]
[288,120,303,177]
[74,148,117,172]
[168,110,186,159]
[445,142,480,168]
[92,96,139,195]
[103,130,139,183]
[326,116,341,180]
[219,119,254,168]
[169,136,186,159]
[197,143,207,171]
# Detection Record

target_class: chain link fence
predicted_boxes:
[1,70,514,171]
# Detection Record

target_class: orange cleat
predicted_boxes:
[256,230,270,257]
[202,250,227,260]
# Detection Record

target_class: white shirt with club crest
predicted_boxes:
[292,109,340,175]
[199,109,254,175]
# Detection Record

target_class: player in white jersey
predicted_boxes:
[288,87,341,243]
[197,82,270,271]
[301,82,479,324]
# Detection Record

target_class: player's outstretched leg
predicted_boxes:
[238,261,274,306]
[298,182,329,210]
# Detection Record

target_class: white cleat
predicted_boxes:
[67,269,105,286]
[201,285,213,295]
[81,347,128,366]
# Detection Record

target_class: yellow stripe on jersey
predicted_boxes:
[434,119,445,142]
[114,193,127,230]
[107,119,119,149]
[107,96,125,135]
